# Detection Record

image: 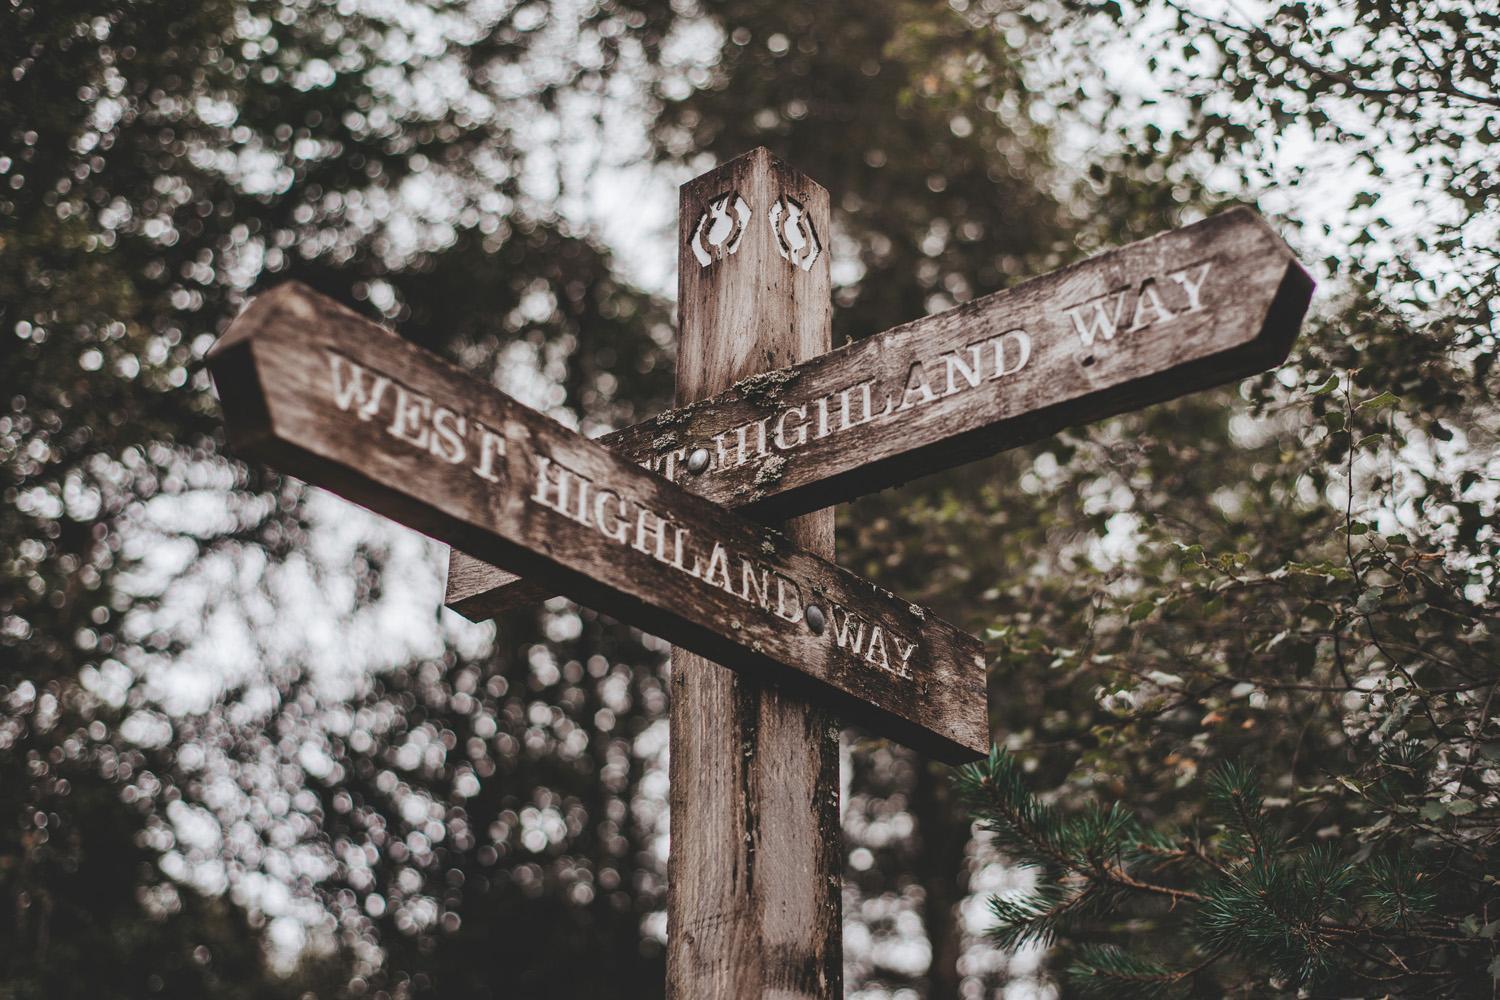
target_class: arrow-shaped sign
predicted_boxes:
[209,284,988,763]
[448,207,1314,619]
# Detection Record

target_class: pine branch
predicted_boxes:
[962,751,1489,994]
[985,880,1109,949]
[958,749,1206,905]
[955,748,1083,872]
[1066,944,1216,999]
[1206,761,1270,861]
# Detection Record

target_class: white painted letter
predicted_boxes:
[431,407,467,465]
[898,362,937,410]
[1169,262,1213,313]
[670,525,692,571]
[943,344,984,396]
[651,447,687,482]
[328,353,390,422]
[829,605,865,655]
[471,424,506,483]
[701,542,735,594]
[774,405,810,450]
[387,384,433,450]
[892,636,917,679]
[1063,291,1129,347]
[991,329,1031,378]
[633,506,669,561]
[839,381,879,430]
[1128,280,1175,332]
[773,574,804,623]
[740,560,771,609]
[531,455,571,513]
[864,626,890,671]
[594,489,628,543]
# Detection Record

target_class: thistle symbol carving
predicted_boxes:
[769,195,820,272]
[691,191,751,267]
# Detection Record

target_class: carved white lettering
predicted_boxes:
[824,604,920,678]
[670,525,692,571]
[328,354,391,422]
[531,456,571,513]
[652,447,686,481]
[711,429,736,470]
[773,573,803,623]
[633,506,669,561]
[733,424,753,466]
[594,489,628,543]
[775,405,810,450]
[814,396,832,439]
[1169,262,1213,312]
[892,636,917,678]
[702,542,735,594]
[943,344,984,396]
[830,606,865,656]
[991,329,1031,379]
[864,625,890,671]
[324,350,932,671]
[899,361,937,410]
[840,381,879,430]
[430,407,467,464]
[571,475,593,525]
[1064,291,1129,347]
[741,560,771,608]
[1129,280,1175,332]
[471,425,506,483]
[387,384,432,450]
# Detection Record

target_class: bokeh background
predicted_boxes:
[3,0,1495,996]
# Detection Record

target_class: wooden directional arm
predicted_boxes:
[208,282,988,763]
[447,206,1313,620]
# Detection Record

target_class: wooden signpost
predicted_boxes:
[210,147,1313,999]
[208,279,986,764]
[447,204,1315,619]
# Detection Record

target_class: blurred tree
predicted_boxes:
[4,0,1083,994]
[947,1,1499,995]
[0,0,1094,993]
[2,0,683,994]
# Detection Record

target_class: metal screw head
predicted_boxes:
[686,447,711,475]
[805,604,826,634]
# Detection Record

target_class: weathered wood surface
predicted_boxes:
[447,206,1315,618]
[207,277,986,764]
[666,148,841,1000]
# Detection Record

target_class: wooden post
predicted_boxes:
[667,149,840,997]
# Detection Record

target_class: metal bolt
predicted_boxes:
[686,447,711,474]
[805,604,826,634]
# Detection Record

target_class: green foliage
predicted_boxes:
[2,0,685,994]
[923,2,1500,995]
[951,321,1499,993]
[1065,945,1183,1000]
[962,754,1493,995]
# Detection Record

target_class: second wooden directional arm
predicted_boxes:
[447,207,1313,620]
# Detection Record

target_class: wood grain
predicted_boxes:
[666,148,842,1000]
[447,206,1314,618]
[207,273,986,765]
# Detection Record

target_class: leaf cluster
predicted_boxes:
[960,753,1493,996]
